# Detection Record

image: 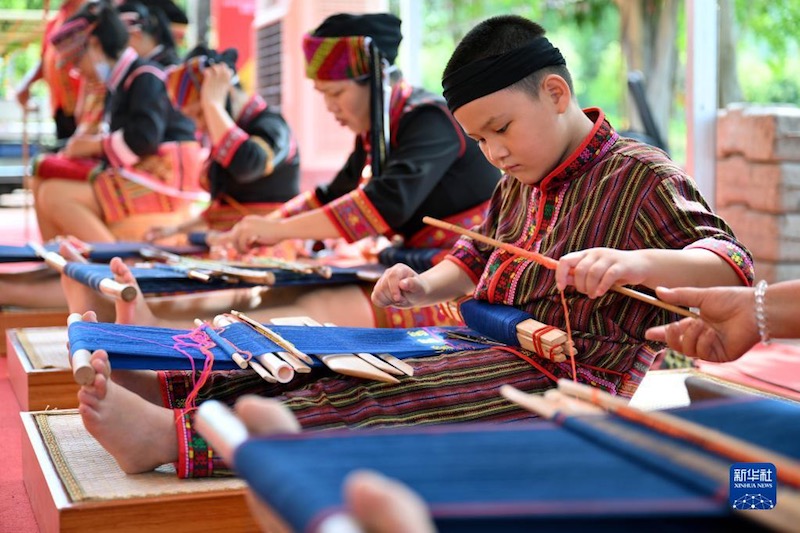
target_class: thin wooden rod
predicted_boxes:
[423,216,699,319]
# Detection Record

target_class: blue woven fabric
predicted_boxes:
[67,321,488,370]
[235,396,799,532]
[0,243,59,262]
[61,262,370,295]
[0,242,206,263]
[459,299,531,346]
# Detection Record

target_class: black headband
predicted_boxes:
[442,37,566,113]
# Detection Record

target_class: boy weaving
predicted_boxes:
[77,15,753,479]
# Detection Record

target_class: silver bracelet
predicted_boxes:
[754,279,771,344]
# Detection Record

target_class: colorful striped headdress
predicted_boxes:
[303,36,371,81]
[50,17,97,67]
[165,46,238,110]
[302,13,402,81]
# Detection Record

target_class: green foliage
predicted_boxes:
[733,0,800,104]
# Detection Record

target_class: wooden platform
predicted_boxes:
[22,410,259,532]
[0,307,69,356]
[7,327,77,411]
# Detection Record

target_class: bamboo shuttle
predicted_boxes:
[230,310,314,366]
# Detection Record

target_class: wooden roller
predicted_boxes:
[68,313,96,386]
[28,242,138,302]
[445,300,570,363]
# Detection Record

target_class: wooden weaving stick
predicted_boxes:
[195,318,277,383]
[140,247,277,285]
[271,317,400,384]
[502,384,800,532]
[216,314,295,384]
[423,216,699,319]
[29,242,138,302]
[322,322,404,376]
[230,310,313,372]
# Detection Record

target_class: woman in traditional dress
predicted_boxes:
[33,0,203,243]
[147,45,301,237]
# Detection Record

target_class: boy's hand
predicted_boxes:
[371,264,430,308]
[555,247,647,298]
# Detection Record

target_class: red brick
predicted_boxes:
[717,205,800,262]
[717,104,800,162]
[716,156,800,213]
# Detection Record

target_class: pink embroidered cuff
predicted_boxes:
[175,409,228,478]
[212,126,248,168]
[279,190,322,218]
[103,129,141,167]
[321,189,391,243]
[686,237,755,286]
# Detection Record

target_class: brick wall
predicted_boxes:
[716,104,800,282]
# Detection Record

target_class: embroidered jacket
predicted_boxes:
[206,95,300,204]
[101,48,196,168]
[448,108,754,385]
[279,83,500,244]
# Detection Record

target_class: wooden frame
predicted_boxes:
[0,307,69,356]
[21,412,259,533]
[7,327,77,411]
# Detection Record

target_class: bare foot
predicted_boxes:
[233,397,304,532]
[78,350,178,474]
[108,257,162,326]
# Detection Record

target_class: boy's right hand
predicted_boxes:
[371,264,430,308]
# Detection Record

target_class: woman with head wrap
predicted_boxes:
[23,0,108,240]
[33,0,203,243]
[15,0,84,142]
[148,45,300,237]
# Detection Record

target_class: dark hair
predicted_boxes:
[70,0,129,60]
[119,1,176,50]
[443,15,574,97]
